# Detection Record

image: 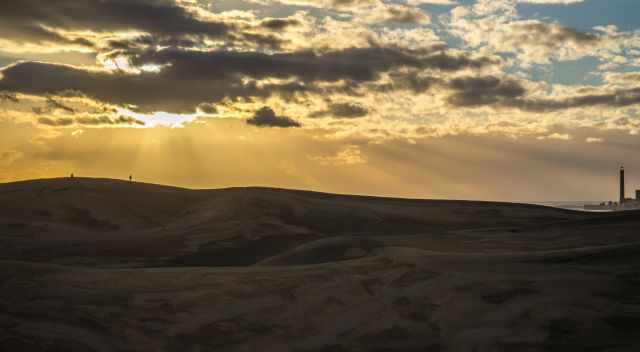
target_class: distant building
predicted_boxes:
[585,165,640,211]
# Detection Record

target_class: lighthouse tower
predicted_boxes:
[620,166,625,204]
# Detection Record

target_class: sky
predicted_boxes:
[0,0,639,202]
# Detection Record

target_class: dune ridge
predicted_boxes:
[1,178,640,351]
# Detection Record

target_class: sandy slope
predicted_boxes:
[1,178,639,351]
[0,177,596,267]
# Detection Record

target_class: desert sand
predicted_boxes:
[1,178,639,351]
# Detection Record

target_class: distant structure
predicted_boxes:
[620,166,625,204]
[70,173,74,179]
[585,165,640,211]
[129,175,133,182]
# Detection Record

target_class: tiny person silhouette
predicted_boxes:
[129,175,133,182]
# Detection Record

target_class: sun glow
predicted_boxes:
[117,108,200,128]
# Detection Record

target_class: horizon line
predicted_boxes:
[0,176,613,207]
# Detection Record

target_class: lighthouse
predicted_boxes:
[620,166,625,204]
[585,166,640,210]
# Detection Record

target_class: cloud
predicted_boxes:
[381,5,430,24]
[44,96,76,114]
[246,107,301,128]
[445,75,640,112]
[586,137,604,143]
[128,45,493,81]
[312,102,369,118]
[37,117,75,126]
[257,0,430,24]
[518,0,583,4]
[310,145,366,165]
[447,75,526,107]
[546,133,572,140]
[0,0,313,56]
[0,150,22,166]
[0,0,232,46]
[508,21,601,47]
[448,1,640,66]
[0,91,19,103]
[37,115,145,127]
[330,102,369,118]
[0,0,637,143]
[407,0,456,4]
[197,103,218,115]
[259,18,301,30]
[505,87,640,112]
[0,46,494,113]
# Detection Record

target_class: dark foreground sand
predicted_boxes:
[1,178,639,351]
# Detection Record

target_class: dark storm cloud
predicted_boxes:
[0,47,494,113]
[0,0,232,45]
[246,107,300,128]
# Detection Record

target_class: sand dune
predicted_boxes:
[0,177,598,267]
[1,178,639,351]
